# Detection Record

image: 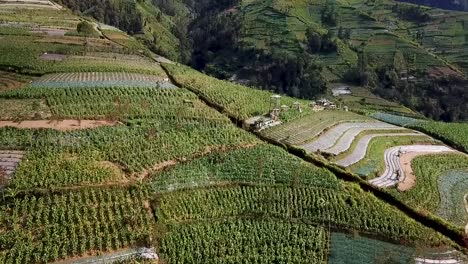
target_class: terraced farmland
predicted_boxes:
[368,145,455,188]
[0,2,467,263]
[335,132,424,167]
[300,122,399,153]
[262,110,372,145]
[32,72,173,88]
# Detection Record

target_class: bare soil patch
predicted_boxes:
[0,119,120,131]
[39,53,67,61]
[397,151,454,191]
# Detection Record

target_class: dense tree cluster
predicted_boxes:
[392,4,430,23]
[56,0,142,34]
[396,0,468,11]
[372,67,468,121]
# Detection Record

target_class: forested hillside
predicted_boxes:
[397,0,468,11]
[56,0,468,122]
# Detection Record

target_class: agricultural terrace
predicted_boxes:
[0,87,226,121]
[0,118,258,189]
[32,72,173,89]
[303,122,402,154]
[334,132,423,167]
[262,110,372,145]
[410,121,468,153]
[153,185,449,253]
[0,35,166,75]
[150,144,338,193]
[162,63,312,122]
[368,145,455,189]
[348,135,436,177]
[0,0,61,10]
[336,86,416,116]
[372,112,468,153]
[388,154,468,229]
[0,187,154,263]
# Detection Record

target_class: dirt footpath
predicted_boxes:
[397,151,454,192]
[0,120,120,131]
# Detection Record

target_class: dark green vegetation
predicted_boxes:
[397,0,468,11]
[0,2,468,264]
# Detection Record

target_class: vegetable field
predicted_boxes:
[0,187,153,263]
[0,99,51,120]
[160,220,327,264]
[0,87,227,120]
[162,63,312,122]
[150,144,339,192]
[329,232,415,264]
[389,154,468,227]
[262,110,372,145]
[410,121,468,153]
[154,185,446,244]
[0,3,466,263]
[32,72,171,88]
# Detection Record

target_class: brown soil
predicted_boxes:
[0,119,120,131]
[397,151,454,192]
[464,194,468,235]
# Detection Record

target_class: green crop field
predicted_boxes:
[389,154,468,227]
[410,121,468,153]
[262,110,372,145]
[163,63,313,121]
[0,2,466,263]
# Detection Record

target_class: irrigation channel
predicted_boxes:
[160,64,468,253]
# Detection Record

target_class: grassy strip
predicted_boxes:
[330,129,411,161]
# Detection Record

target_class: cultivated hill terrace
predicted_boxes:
[0,1,467,263]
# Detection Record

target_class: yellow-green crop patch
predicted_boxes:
[0,98,51,120]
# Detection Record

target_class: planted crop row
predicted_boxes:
[0,36,164,75]
[0,187,153,264]
[150,144,340,192]
[0,87,227,121]
[388,154,468,227]
[0,119,259,183]
[410,121,468,153]
[9,149,124,189]
[162,63,312,122]
[160,219,327,264]
[31,72,170,88]
[155,185,447,244]
[262,110,372,145]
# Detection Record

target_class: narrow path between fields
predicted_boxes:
[0,119,121,130]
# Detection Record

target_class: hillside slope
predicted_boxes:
[0,1,468,263]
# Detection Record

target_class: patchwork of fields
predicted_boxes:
[0,2,467,264]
